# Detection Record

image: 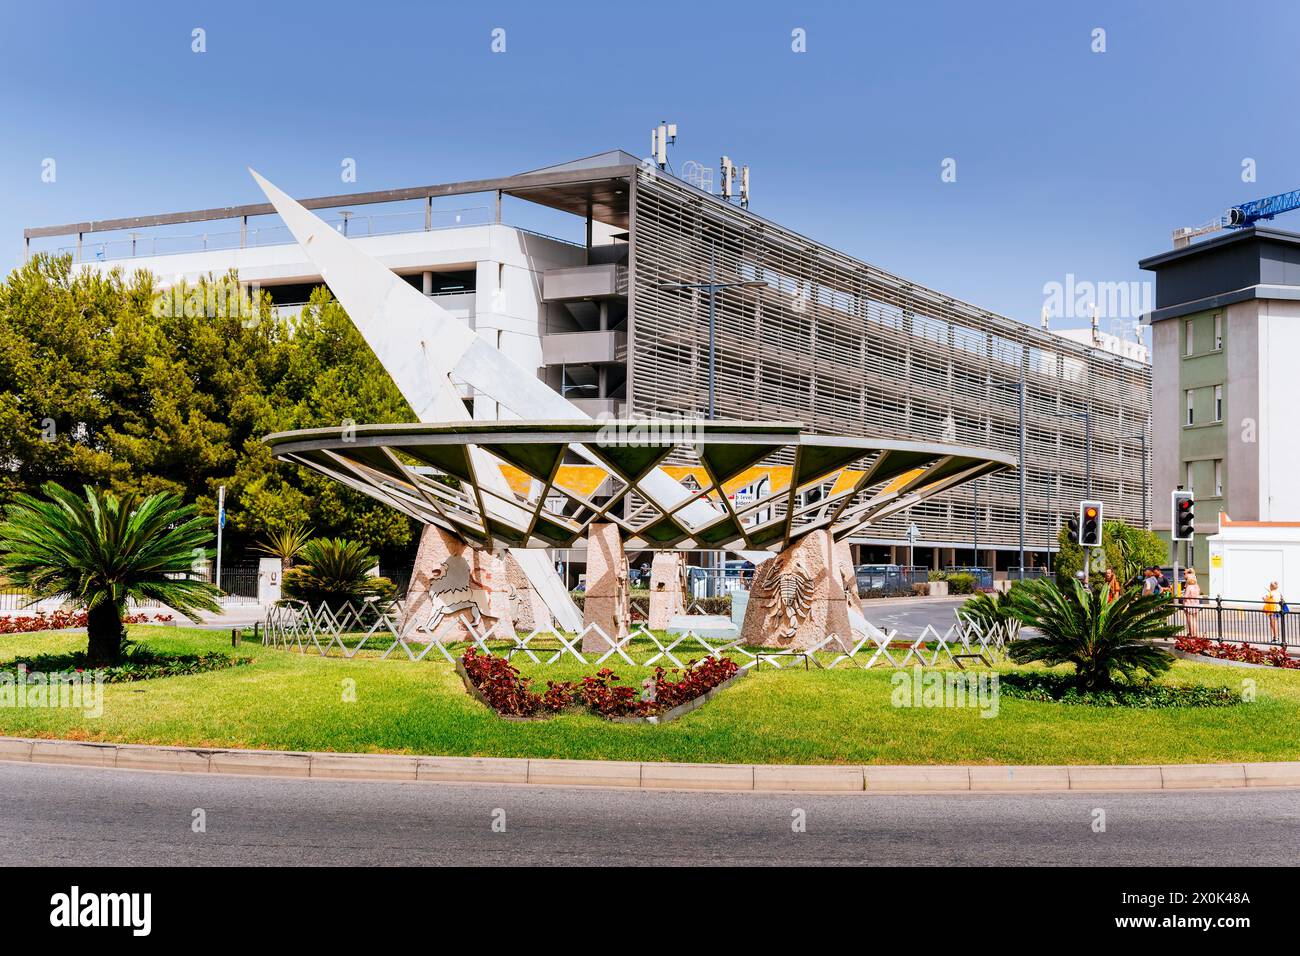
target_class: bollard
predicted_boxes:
[231,626,240,647]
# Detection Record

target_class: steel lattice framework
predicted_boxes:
[626,171,1152,553]
[264,420,1014,552]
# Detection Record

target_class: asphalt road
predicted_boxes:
[1,763,1296,866]
[860,597,966,637]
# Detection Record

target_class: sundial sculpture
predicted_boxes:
[253,171,1015,650]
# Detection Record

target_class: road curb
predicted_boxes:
[1,735,1298,792]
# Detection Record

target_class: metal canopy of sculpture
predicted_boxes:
[265,420,1015,552]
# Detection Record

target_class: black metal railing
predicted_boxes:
[1168,596,1297,651]
[943,566,995,590]
[856,567,929,596]
[1006,566,1050,581]
[209,565,260,604]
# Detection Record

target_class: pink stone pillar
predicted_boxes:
[503,549,550,632]
[648,551,687,629]
[403,525,510,643]
[581,522,629,652]
[834,539,865,617]
[740,529,852,649]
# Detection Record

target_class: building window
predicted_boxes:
[1214,384,1223,422]
[1213,313,1223,350]
[1185,318,1194,355]
[1186,388,1195,425]
[1214,459,1223,497]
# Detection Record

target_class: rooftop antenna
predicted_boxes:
[717,156,751,207]
[651,121,677,170]
[1040,305,1050,331]
[1089,303,1100,346]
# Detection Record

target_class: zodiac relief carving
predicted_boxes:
[418,553,499,634]
[755,552,815,643]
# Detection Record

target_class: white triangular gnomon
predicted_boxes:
[249,171,771,628]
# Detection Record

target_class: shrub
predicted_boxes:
[282,537,395,611]
[927,570,976,594]
[1053,518,1168,589]
[998,671,1239,708]
[945,573,977,594]
[1007,577,1178,690]
[0,648,251,683]
[0,610,172,634]
[459,647,739,720]
[1176,636,1300,669]
[959,588,1023,640]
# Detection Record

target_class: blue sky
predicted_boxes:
[3,0,1299,334]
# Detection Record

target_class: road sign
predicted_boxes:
[906,523,920,543]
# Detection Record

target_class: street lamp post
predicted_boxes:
[1051,406,1093,579]
[657,252,769,593]
[657,247,769,420]
[1126,427,1149,529]
[988,379,1028,579]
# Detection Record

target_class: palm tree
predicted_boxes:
[0,482,221,665]
[281,537,394,611]
[958,587,1024,642]
[1007,577,1178,690]
[256,523,314,573]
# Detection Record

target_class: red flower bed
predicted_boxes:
[460,647,740,720]
[1176,636,1300,669]
[0,610,174,634]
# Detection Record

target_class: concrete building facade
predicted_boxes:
[26,149,1153,571]
[1141,226,1300,575]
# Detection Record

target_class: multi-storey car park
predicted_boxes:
[24,149,1152,576]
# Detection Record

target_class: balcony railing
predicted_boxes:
[541,329,627,365]
[57,207,500,263]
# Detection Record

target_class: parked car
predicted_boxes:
[855,564,901,592]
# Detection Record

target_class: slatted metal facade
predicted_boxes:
[626,170,1152,555]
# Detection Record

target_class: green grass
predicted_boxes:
[0,625,1297,766]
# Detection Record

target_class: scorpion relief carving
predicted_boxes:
[756,552,815,643]
[739,529,853,649]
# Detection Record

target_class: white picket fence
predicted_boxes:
[262,600,1011,670]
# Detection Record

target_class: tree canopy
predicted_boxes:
[0,254,416,554]
[1054,517,1168,587]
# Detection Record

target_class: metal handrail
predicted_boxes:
[55,205,505,262]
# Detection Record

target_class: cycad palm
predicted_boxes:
[282,537,385,611]
[256,523,314,573]
[1007,577,1177,690]
[0,482,221,664]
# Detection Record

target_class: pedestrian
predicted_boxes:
[1263,580,1283,643]
[1102,567,1121,602]
[1156,567,1172,595]
[1141,567,1158,597]
[1182,568,1201,639]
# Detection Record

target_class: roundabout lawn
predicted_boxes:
[0,626,1297,766]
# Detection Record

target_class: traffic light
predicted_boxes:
[1172,490,1196,541]
[1067,513,1081,544]
[1079,500,1103,548]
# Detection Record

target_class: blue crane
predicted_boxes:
[1173,186,1300,247]
[1225,188,1300,227]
